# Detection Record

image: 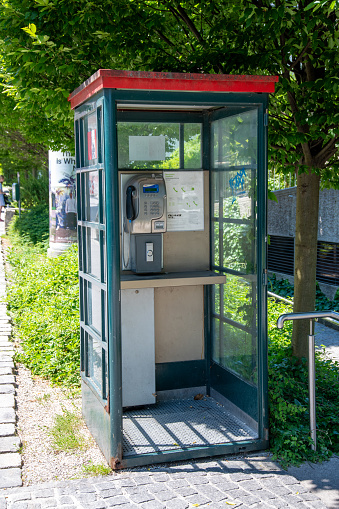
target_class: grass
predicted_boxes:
[49,407,87,451]
[82,461,112,477]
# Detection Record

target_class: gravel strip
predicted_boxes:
[16,364,110,485]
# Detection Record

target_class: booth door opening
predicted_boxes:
[210,107,260,431]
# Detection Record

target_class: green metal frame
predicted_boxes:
[75,88,269,468]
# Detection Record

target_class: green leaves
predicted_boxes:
[268,297,339,467]
[7,214,80,387]
[21,23,37,38]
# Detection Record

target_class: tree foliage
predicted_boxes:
[0,1,337,170]
[0,0,338,357]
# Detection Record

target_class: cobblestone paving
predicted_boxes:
[0,456,329,508]
[0,234,22,490]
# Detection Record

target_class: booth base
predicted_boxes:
[122,396,257,458]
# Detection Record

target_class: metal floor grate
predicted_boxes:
[122,397,257,457]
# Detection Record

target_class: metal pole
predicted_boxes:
[308,319,316,451]
[17,172,21,217]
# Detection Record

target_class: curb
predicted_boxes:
[0,239,22,489]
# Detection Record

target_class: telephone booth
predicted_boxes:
[69,70,278,469]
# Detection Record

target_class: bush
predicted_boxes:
[6,239,80,387]
[268,273,339,311]
[268,297,339,467]
[16,172,49,208]
[8,204,49,246]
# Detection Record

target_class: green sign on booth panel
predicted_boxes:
[71,72,273,468]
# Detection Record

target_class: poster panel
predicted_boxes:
[164,171,204,231]
[49,151,77,246]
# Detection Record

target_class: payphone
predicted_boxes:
[122,173,167,273]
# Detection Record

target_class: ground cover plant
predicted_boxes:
[6,210,80,387]
[268,297,339,467]
[269,273,339,311]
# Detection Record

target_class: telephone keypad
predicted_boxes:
[150,200,160,217]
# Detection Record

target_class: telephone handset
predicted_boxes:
[126,185,137,221]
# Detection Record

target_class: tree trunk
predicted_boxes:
[292,170,320,359]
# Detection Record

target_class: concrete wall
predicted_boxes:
[268,187,339,299]
[268,187,339,243]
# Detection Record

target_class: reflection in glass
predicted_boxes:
[102,230,106,284]
[212,110,258,168]
[212,319,257,385]
[118,122,179,169]
[117,122,202,169]
[87,228,101,279]
[104,348,108,400]
[223,222,256,274]
[85,171,99,222]
[88,335,102,391]
[212,221,220,267]
[223,275,257,329]
[88,282,101,333]
[211,108,259,388]
[87,112,98,164]
[183,124,202,169]
[212,317,220,363]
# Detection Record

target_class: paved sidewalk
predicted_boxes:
[0,231,22,490]
[0,455,331,509]
[315,322,339,362]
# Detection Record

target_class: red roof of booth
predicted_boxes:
[68,70,279,109]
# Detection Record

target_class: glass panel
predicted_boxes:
[223,275,257,329]
[85,171,99,222]
[212,317,220,364]
[223,222,256,273]
[217,322,257,385]
[79,277,84,322]
[87,334,102,391]
[211,108,259,390]
[212,110,258,168]
[212,221,220,267]
[80,328,85,372]
[86,228,101,279]
[86,111,98,166]
[213,285,220,315]
[101,170,105,225]
[211,171,220,218]
[118,122,180,169]
[223,170,255,219]
[97,107,103,164]
[103,348,108,400]
[78,226,83,272]
[102,230,106,284]
[102,290,107,342]
[76,173,81,220]
[88,282,101,334]
[184,124,202,169]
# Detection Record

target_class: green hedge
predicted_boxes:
[7,240,80,387]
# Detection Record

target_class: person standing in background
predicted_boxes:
[0,175,5,222]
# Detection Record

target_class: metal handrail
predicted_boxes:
[276,310,339,452]
[277,310,339,331]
